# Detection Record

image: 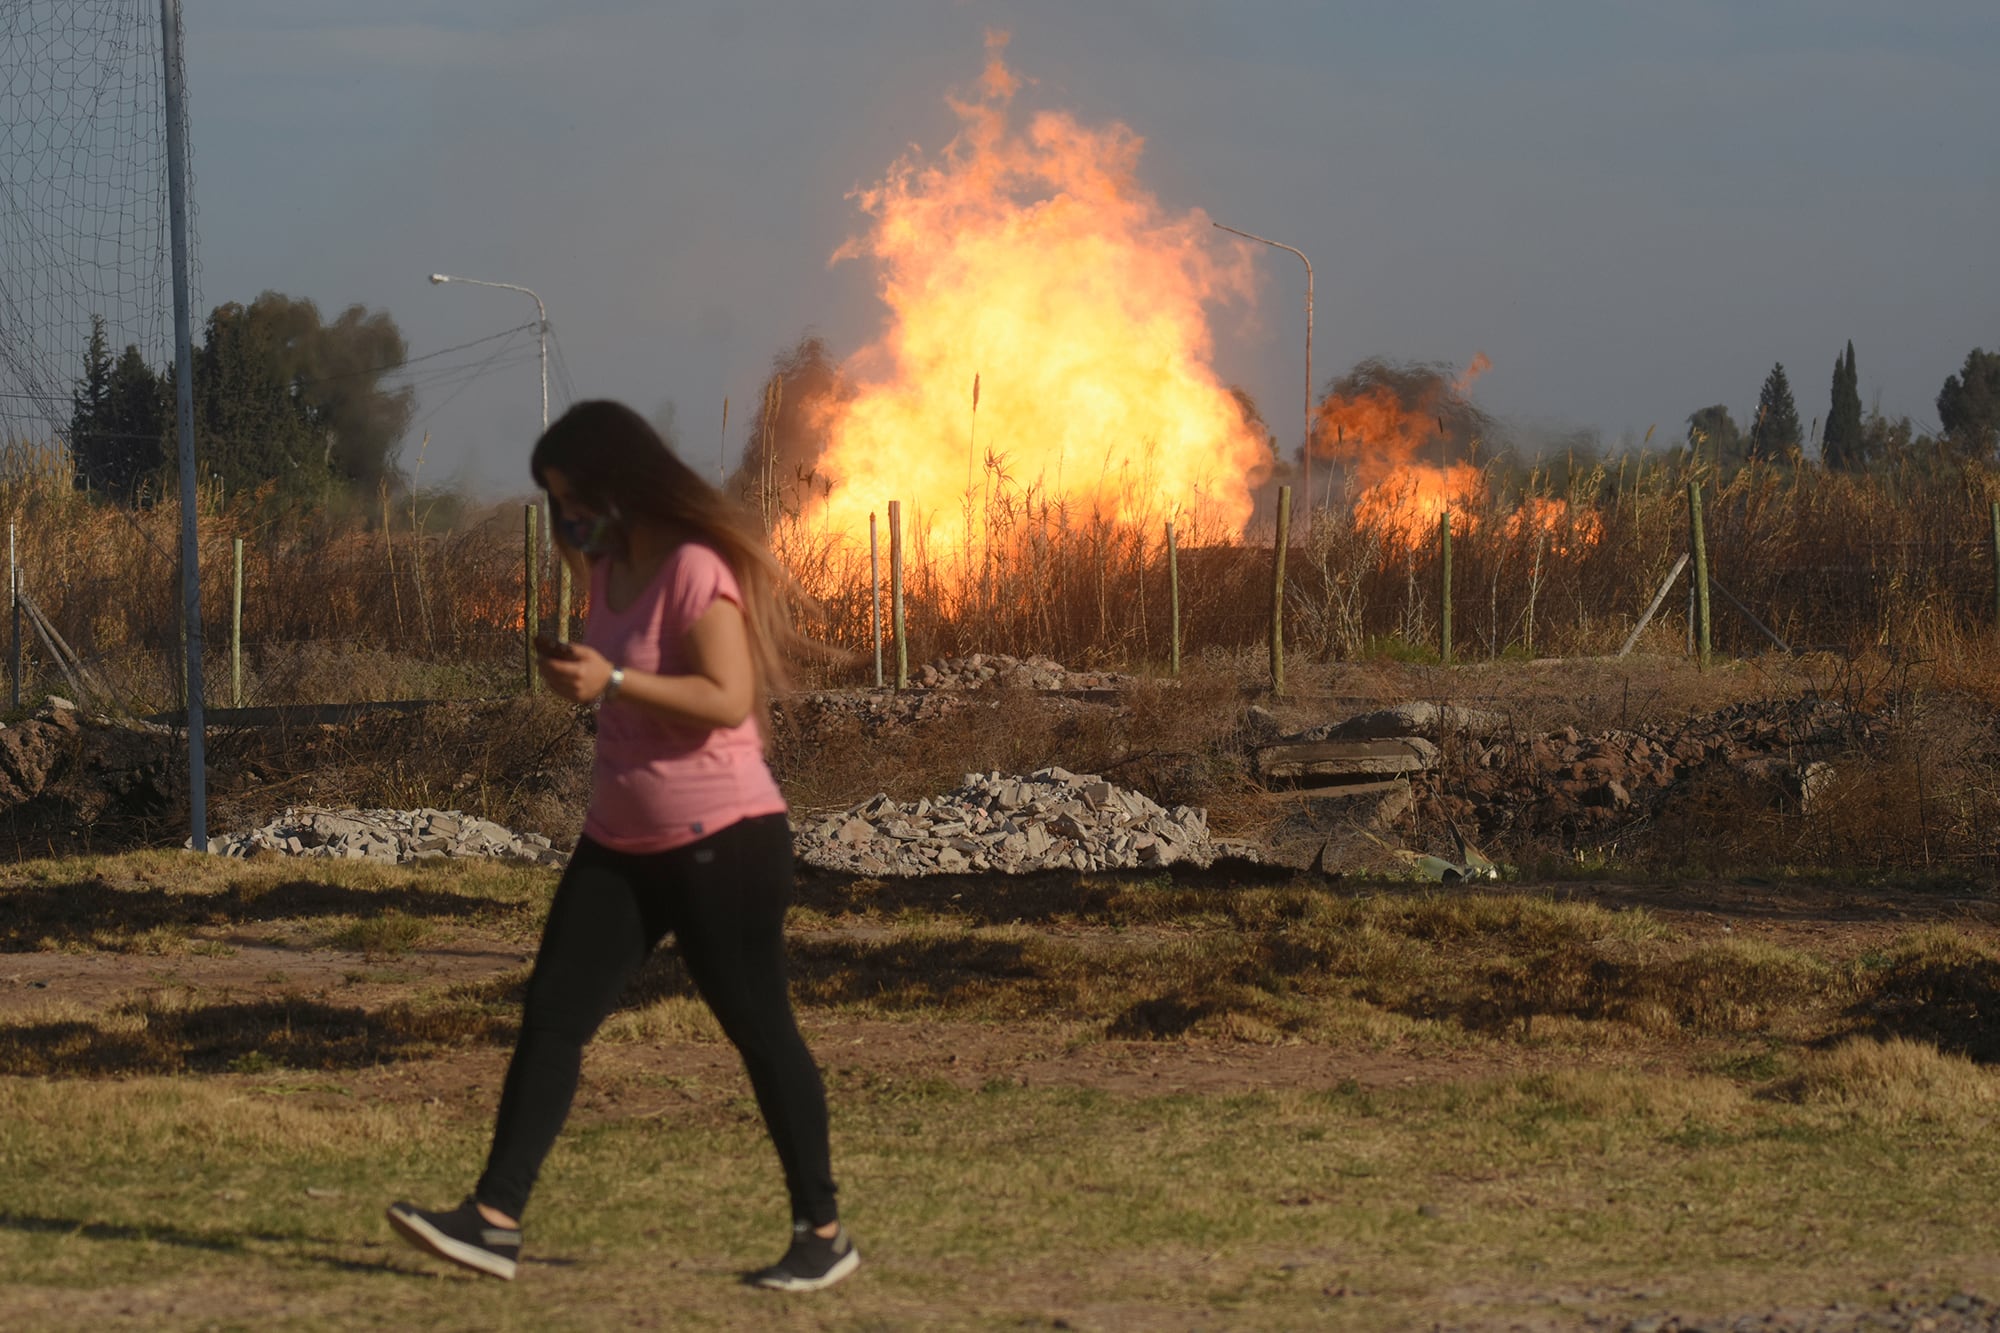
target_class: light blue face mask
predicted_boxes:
[554,501,620,556]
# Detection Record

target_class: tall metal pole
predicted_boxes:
[429,273,566,636]
[161,0,207,851]
[1214,223,1314,522]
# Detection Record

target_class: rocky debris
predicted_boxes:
[1308,701,1514,744]
[195,806,567,866]
[795,768,1217,876]
[1255,737,1440,782]
[1413,696,1871,843]
[1257,779,1414,873]
[911,653,1136,692]
[1249,695,1881,869]
[1578,1289,2000,1332]
[775,688,985,740]
[0,704,177,831]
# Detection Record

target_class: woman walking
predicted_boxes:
[387,400,855,1292]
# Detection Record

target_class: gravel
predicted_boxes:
[795,766,1217,876]
[194,806,567,867]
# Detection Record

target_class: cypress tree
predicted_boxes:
[1749,363,1802,462]
[1824,341,1864,470]
[69,316,113,491]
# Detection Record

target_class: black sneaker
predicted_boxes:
[386,1197,521,1281]
[746,1220,860,1292]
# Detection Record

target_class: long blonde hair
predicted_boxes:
[530,400,811,710]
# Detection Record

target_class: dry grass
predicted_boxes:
[1779,1035,2000,1124]
[0,851,549,953]
[15,441,2000,711]
[770,663,1255,816]
[6,853,2000,1324]
[20,852,1995,1076]
[0,461,538,713]
[5,1055,2000,1329]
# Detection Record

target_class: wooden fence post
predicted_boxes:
[870,511,883,688]
[8,523,17,711]
[231,537,243,708]
[889,500,908,690]
[1270,486,1291,696]
[557,560,572,646]
[1618,553,1690,659]
[1688,481,1710,669]
[1167,519,1181,677]
[1989,501,1999,635]
[1439,509,1453,665]
[525,503,540,694]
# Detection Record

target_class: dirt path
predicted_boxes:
[0,930,532,1018]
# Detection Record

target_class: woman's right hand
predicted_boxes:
[538,641,616,704]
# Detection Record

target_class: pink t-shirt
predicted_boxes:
[580,541,787,853]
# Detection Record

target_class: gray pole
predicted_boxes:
[161,0,207,851]
[1214,223,1314,523]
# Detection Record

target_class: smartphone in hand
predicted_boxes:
[533,634,579,660]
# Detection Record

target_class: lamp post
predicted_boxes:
[428,272,547,433]
[428,272,569,638]
[1213,223,1314,522]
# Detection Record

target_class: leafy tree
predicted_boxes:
[1823,341,1865,470]
[238,292,413,493]
[1937,348,2000,460]
[69,294,415,507]
[728,333,851,526]
[70,315,170,503]
[1747,363,1802,462]
[192,300,331,501]
[1684,404,1744,470]
[1860,407,1918,466]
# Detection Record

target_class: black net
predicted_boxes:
[0,0,195,453]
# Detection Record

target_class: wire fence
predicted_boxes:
[7,452,2000,716]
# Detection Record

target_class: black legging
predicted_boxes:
[475,813,837,1226]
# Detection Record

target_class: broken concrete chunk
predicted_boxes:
[795,768,1216,878]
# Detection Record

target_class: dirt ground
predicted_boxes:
[7,872,1996,1097]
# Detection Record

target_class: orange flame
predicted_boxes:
[1317,353,1493,551]
[1352,465,1486,550]
[785,33,1272,569]
[1504,496,1606,555]
[1315,354,1600,555]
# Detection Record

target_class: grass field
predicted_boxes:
[5,853,2000,1329]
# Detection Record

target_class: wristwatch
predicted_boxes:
[601,666,625,705]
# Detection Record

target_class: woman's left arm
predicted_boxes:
[539,600,756,730]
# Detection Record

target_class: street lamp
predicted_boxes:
[428,272,547,433]
[429,271,568,639]
[1212,223,1314,522]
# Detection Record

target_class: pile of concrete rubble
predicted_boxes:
[911,653,1136,691]
[795,767,1218,876]
[196,806,567,866]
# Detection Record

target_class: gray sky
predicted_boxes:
[184,0,2000,498]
